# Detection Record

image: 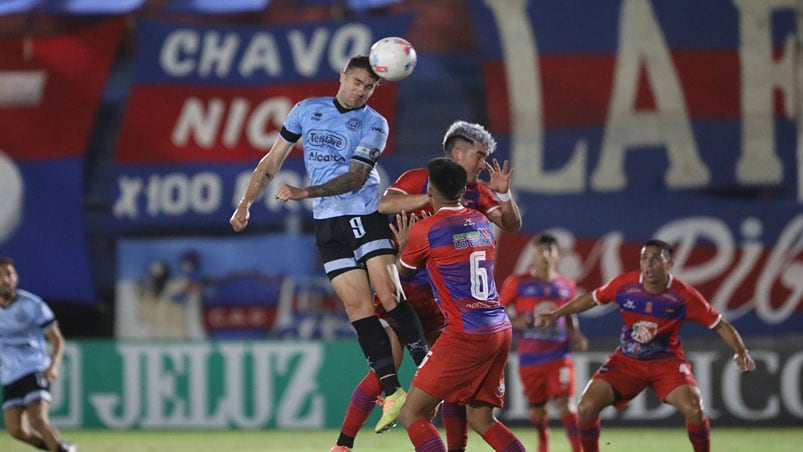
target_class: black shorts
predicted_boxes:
[315,212,395,279]
[2,371,51,411]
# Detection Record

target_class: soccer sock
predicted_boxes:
[578,419,601,452]
[387,300,429,365]
[352,316,401,395]
[441,402,468,451]
[532,417,549,452]
[687,418,710,452]
[562,413,582,452]
[407,418,446,452]
[336,371,383,447]
[481,421,526,451]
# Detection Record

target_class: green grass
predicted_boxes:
[1,427,800,451]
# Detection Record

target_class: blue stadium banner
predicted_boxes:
[111,16,413,232]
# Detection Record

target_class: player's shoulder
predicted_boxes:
[398,167,428,180]
[668,275,706,300]
[297,96,332,108]
[15,289,44,304]
[601,271,639,290]
[363,103,387,120]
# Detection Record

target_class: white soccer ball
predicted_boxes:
[369,37,417,82]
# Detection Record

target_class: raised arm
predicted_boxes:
[230,138,295,231]
[484,159,522,232]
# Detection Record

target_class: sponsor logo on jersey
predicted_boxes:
[307,151,346,163]
[307,129,346,149]
[452,228,494,249]
[631,320,658,343]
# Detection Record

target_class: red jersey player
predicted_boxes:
[536,239,756,452]
[331,120,521,451]
[394,157,525,452]
[499,233,587,452]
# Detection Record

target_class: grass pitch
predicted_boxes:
[1,427,800,451]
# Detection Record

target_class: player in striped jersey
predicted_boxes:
[393,158,525,452]
[536,239,756,452]
[331,120,520,451]
[499,233,587,452]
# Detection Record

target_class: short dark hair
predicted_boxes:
[427,157,467,201]
[533,233,558,247]
[644,239,673,258]
[0,257,13,266]
[344,54,379,80]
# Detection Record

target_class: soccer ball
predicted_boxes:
[369,37,417,82]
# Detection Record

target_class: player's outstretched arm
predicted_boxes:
[231,138,294,231]
[535,292,596,328]
[378,188,429,214]
[714,318,756,372]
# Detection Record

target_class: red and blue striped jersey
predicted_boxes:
[386,167,501,286]
[499,272,576,367]
[399,206,510,335]
[593,271,721,361]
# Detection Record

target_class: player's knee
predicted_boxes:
[683,401,706,424]
[576,398,601,423]
[529,404,547,422]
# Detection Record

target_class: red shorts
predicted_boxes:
[374,283,445,343]
[519,357,576,405]
[593,352,699,410]
[412,328,512,408]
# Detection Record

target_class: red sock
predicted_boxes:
[407,418,446,451]
[441,402,468,451]
[578,419,601,452]
[562,413,581,452]
[340,371,381,438]
[481,421,526,451]
[687,419,710,452]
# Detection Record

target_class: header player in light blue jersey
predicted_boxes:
[231,55,428,433]
[0,257,76,452]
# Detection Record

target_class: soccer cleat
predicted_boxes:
[374,387,406,433]
[329,445,351,452]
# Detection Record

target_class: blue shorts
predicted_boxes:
[2,371,52,411]
[315,212,395,279]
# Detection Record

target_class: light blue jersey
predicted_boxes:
[0,289,56,385]
[282,97,389,219]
